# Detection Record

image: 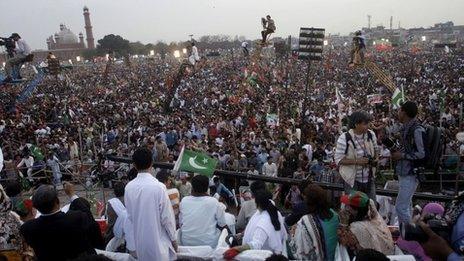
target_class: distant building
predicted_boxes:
[46,24,86,50]
[0,6,97,64]
[360,21,464,46]
[31,6,96,62]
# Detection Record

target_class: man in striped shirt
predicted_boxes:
[334,111,378,200]
[157,171,180,224]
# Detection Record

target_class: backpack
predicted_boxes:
[407,124,445,171]
[344,130,374,155]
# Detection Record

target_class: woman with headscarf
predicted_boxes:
[69,197,105,250]
[337,191,394,256]
[223,189,287,259]
[397,202,445,261]
[290,184,339,261]
[0,184,33,260]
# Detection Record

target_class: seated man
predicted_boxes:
[3,33,32,82]
[179,175,227,248]
[104,181,135,253]
[236,180,266,232]
[20,185,98,261]
[213,176,234,206]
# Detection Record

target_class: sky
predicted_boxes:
[1,0,463,50]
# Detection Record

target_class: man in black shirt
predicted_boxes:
[20,185,98,261]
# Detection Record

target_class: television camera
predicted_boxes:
[0,36,16,57]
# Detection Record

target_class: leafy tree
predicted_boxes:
[129,41,147,55]
[96,34,130,57]
[81,48,98,60]
[154,41,169,59]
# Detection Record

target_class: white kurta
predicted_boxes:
[242,210,286,254]
[108,198,135,251]
[125,172,177,261]
[0,146,3,172]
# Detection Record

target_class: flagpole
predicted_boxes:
[173,145,185,173]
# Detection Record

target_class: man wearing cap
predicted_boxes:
[177,173,192,199]
[3,33,31,82]
[338,191,394,256]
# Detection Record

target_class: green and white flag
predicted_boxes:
[173,146,218,177]
[391,87,405,109]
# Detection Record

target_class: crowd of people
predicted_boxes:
[0,37,463,260]
[1,145,463,260]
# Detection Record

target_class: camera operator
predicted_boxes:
[391,101,425,225]
[3,33,31,82]
[0,36,16,57]
[335,111,378,200]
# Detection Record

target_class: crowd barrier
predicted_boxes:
[105,155,455,202]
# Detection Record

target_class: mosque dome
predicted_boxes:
[57,24,79,44]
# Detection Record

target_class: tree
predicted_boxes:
[81,49,98,60]
[154,41,169,60]
[129,41,147,55]
[96,34,130,57]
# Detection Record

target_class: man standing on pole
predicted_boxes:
[261,15,276,44]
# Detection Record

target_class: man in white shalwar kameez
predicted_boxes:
[125,147,177,261]
[188,42,200,66]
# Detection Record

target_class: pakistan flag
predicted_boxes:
[173,146,218,177]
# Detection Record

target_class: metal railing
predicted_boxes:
[105,155,455,202]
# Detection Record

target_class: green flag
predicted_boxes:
[173,146,218,177]
[30,145,44,161]
[391,87,405,109]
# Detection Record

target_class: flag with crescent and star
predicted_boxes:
[173,146,218,177]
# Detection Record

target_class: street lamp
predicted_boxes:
[173,50,180,58]
[76,56,81,62]
[149,50,155,56]
[373,41,376,45]
[105,54,109,60]
[421,36,427,42]
[182,48,187,54]
[323,40,328,46]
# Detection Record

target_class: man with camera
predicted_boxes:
[335,111,378,200]
[3,33,32,82]
[391,101,425,225]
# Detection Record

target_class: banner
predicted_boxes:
[367,94,383,105]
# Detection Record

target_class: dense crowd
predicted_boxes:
[0,42,464,260]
